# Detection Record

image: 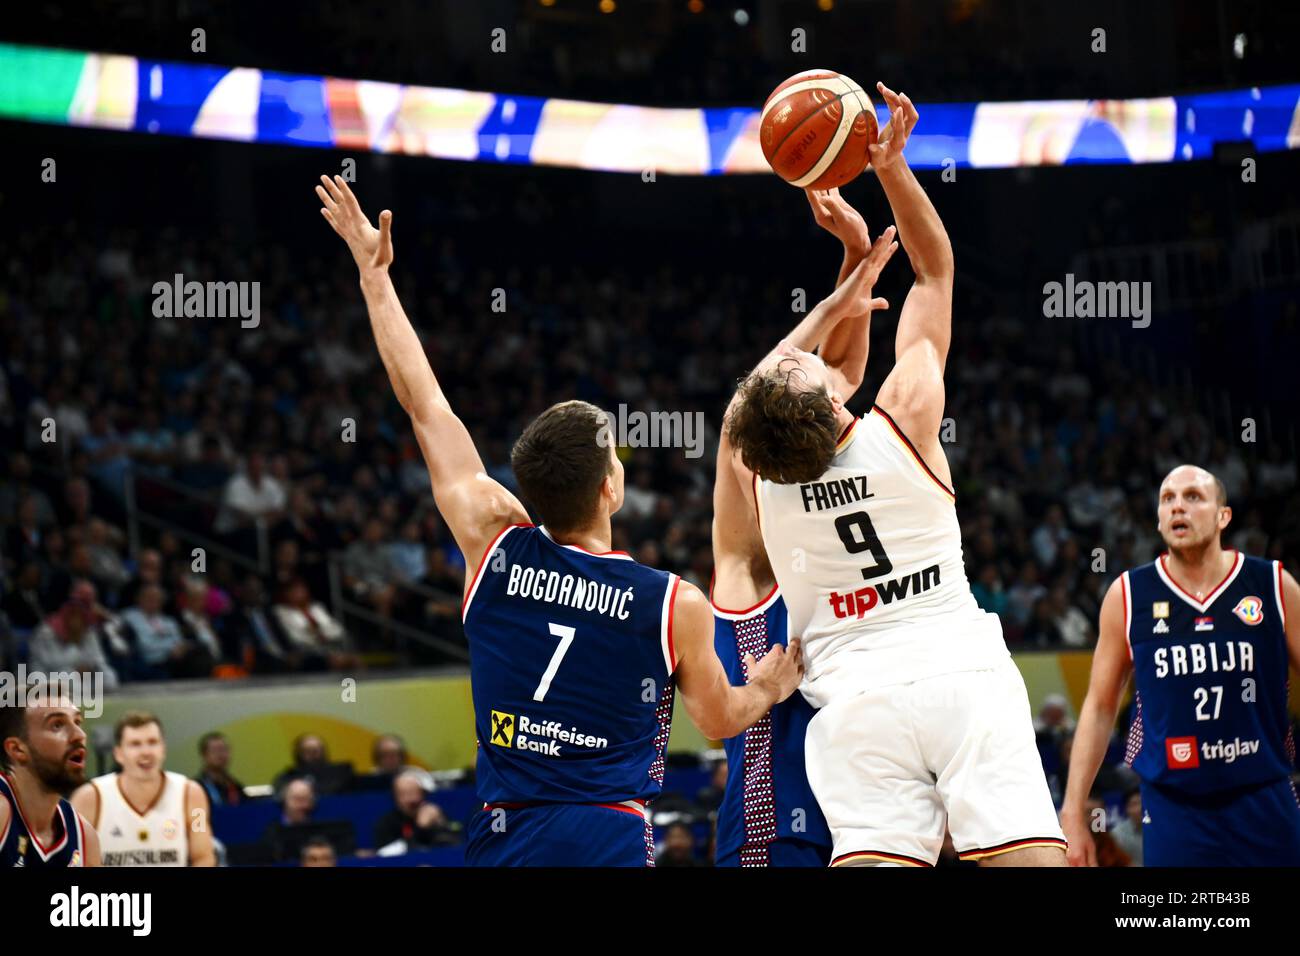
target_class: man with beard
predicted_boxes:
[0,691,101,867]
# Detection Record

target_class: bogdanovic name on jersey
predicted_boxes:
[504,563,634,621]
[491,710,609,757]
[829,564,942,619]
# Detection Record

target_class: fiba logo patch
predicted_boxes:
[1232,596,1264,626]
[162,819,179,841]
[1166,736,1200,769]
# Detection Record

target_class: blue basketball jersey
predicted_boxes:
[0,772,85,868]
[1124,551,1295,795]
[464,524,677,806]
[712,589,831,864]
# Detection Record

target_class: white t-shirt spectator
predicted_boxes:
[217,472,287,532]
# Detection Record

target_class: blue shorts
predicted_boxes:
[1141,777,1300,867]
[715,838,832,868]
[466,802,651,867]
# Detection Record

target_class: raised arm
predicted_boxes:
[670,580,802,739]
[806,187,890,401]
[711,412,772,610]
[316,175,526,581]
[869,84,955,454]
[1060,576,1133,866]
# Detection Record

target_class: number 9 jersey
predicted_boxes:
[462,523,678,807]
[755,406,1009,708]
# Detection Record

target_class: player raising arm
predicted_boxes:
[316,175,875,865]
[711,189,893,867]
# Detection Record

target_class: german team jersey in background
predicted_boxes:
[0,773,85,867]
[463,524,677,806]
[1124,551,1295,794]
[713,588,830,865]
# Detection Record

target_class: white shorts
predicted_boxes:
[804,658,1065,866]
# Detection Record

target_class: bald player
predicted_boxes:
[1,693,101,867]
[1062,465,1300,866]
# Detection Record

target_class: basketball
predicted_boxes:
[759,69,878,190]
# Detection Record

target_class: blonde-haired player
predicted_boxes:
[71,711,215,866]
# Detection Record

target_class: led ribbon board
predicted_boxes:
[1,42,1297,172]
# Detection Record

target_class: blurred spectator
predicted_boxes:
[695,759,728,814]
[342,519,399,618]
[195,732,246,807]
[225,574,295,673]
[374,771,461,851]
[216,450,287,533]
[1110,788,1144,866]
[120,584,214,680]
[273,733,354,796]
[27,581,120,690]
[1085,794,1133,867]
[299,836,337,867]
[175,575,227,667]
[261,778,316,863]
[272,579,359,671]
[2,562,52,631]
[656,822,701,867]
[385,519,424,584]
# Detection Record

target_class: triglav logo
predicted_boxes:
[596,404,706,460]
[0,666,103,718]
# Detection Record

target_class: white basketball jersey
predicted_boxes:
[93,770,190,866]
[756,407,1008,706]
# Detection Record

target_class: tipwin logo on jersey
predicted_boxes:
[828,564,942,619]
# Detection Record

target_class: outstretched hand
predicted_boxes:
[805,187,869,254]
[316,174,394,274]
[813,225,898,321]
[868,82,919,172]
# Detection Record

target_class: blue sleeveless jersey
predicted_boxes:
[0,773,85,868]
[713,589,831,864]
[463,524,677,806]
[1124,552,1295,795]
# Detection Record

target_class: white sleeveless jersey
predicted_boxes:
[756,407,1008,706]
[92,771,190,866]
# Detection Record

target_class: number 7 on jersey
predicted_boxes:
[533,623,576,702]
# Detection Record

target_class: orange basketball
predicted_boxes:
[759,69,878,189]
